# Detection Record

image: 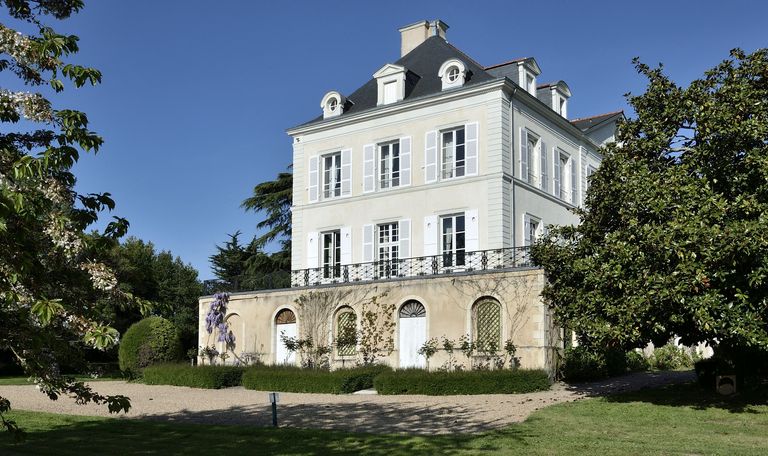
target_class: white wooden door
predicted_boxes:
[399,301,427,368]
[275,323,297,365]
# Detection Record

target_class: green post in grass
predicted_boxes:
[269,392,279,427]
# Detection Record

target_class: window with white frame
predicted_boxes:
[523,215,541,248]
[526,73,536,94]
[322,152,342,199]
[554,149,573,203]
[527,132,539,185]
[586,165,597,193]
[379,142,400,189]
[383,81,397,105]
[441,127,466,179]
[377,222,399,277]
[557,96,567,118]
[321,230,341,279]
[441,214,466,267]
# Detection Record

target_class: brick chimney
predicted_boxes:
[398,20,449,57]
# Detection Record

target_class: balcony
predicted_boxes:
[290,246,533,288]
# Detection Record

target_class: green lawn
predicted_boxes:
[1,383,766,455]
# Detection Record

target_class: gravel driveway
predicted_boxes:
[0,370,695,435]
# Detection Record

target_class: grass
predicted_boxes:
[1,383,766,455]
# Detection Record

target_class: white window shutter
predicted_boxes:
[465,122,478,176]
[308,156,319,203]
[540,140,547,192]
[465,209,479,252]
[523,215,531,247]
[362,224,374,263]
[341,148,351,196]
[398,219,411,258]
[399,137,411,186]
[570,156,577,204]
[520,128,528,181]
[423,215,438,256]
[363,144,375,193]
[553,149,561,199]
[425,131,437,183]
[340,226,352,265]
[306,231,319,268]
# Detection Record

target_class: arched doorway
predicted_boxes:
[274,308,297,365]
[398,300,427,368]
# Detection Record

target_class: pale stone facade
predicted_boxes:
[198,19,619,375]
[199,269,559,373]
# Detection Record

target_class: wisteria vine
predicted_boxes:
[205,292,235,348]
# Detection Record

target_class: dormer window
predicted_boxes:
[447,67,460,82]
[373,64,407,106]
[526,73,536,94]
[321,91,345,119]
[438,59,467,90]
[516,58,541,96]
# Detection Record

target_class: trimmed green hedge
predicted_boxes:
[242,365,391,394]
[373,369,551,395]
[118,316,183,377]
[142,364,244,389]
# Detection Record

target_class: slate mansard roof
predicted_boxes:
[293,36,497,129]
[570,110,624,133]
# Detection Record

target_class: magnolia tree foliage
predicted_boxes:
[532,49,768,361]
[1,0,143,436]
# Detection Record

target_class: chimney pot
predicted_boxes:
[398,19,448,57]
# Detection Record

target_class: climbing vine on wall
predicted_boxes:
[204,292,235,350]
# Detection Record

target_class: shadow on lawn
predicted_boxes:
[0,410,537,456]
[138,400,508,435]
[603,381,768,413]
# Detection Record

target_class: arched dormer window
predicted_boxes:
[438,59,467,90]
[321,91,345,119]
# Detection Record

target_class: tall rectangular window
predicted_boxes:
[377,222,399,277]
[527,134,538,185]
[559,151,572,203]
[441,214,466,267]
[586,165,596,193]
[379,142,400,189]
[322,152,342,199]
[383,81,397,104]
[441,127,465,179]
[524,217,539,247]
[321,230,341,279]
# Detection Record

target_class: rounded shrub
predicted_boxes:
[648,344,694,371]
[118,316,183,377]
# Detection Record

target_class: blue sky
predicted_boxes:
[17,0,766,280]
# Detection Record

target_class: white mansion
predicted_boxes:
[199,20,620,373]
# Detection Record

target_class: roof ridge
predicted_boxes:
[440,38,489,74]
[484,57,532,70]
[569,110,623,123]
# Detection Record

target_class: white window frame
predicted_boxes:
[440,213,466,268]
[440,126,466,180]
[526,132,540,186]
[523,214,542,248]
[322,152,342,200]
[321,230,341,279]
[559,151,573,204]
[376,222,399,277]
[378,141,401,190]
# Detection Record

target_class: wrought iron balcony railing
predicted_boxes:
[290,246,532,288]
